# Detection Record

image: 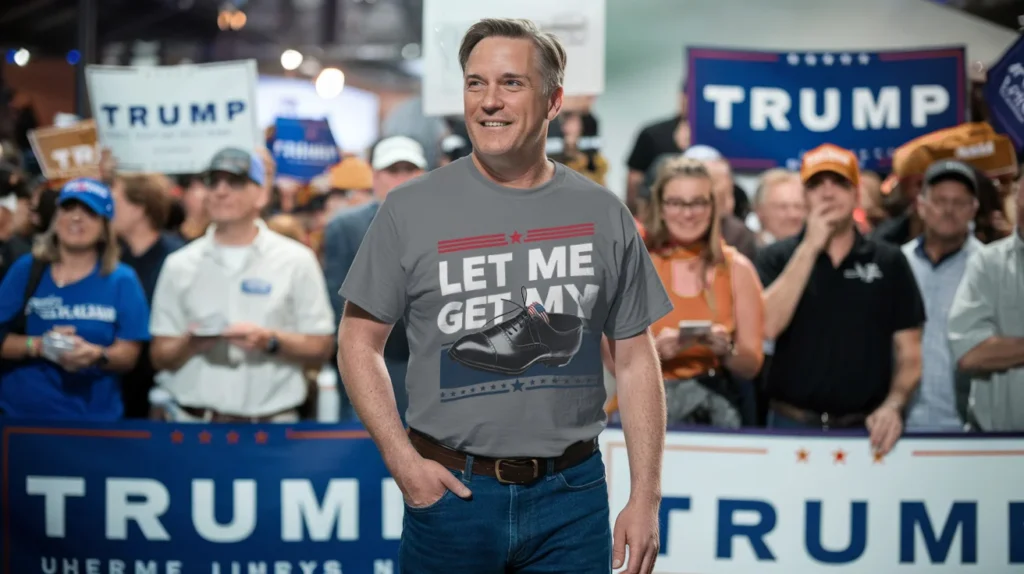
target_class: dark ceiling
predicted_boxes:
[0,0,223,56]
[0,0,1020,63]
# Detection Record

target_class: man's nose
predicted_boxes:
[481,86,503,113]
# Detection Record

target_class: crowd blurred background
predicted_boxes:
[0,0,1023,434]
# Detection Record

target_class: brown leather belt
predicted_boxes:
[770,400,867,429]
[408,429,598,485]
[179,405,297,423]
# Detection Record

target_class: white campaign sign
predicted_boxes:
[86,60,260,174]
[421,0,606,117]
[600,429,1024,573]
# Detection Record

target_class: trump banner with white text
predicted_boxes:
[687,46,966,171]
[86,60,260,174]
[2,421,1021,573]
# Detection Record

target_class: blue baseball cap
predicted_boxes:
[206,147,266,187]
[58,178,114,220]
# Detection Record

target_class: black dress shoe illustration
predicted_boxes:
[448,287,584,376]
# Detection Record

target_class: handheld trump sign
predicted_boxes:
[984,35,1024,150]
[421,0,605,116]
[86,60,260,174]
[270,118,340,182]
[687,47,966,171]
[4,422,1022,574]
[27,120,100,181]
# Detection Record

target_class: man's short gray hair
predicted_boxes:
[458,18,567,97]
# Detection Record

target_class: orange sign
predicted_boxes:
[27,120,100,180]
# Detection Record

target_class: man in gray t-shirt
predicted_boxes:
[342,156,668,455]
[337,17,671,574]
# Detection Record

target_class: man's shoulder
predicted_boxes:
[972,234,1019,267]
[757,234,800,261]
[162,236,207,269]
[865,234,912,265]
[639,115,681,137]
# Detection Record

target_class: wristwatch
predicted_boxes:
[265,334,280,355]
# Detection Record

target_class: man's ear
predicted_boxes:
[546,86,564,122]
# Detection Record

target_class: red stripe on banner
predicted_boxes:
[688,48,779,62]
[524,231,595,243]
[437,233,507,247]
[286,429,371,440]
[438,239,509,254]
[912,449,1024,457]
[527,223,595,235]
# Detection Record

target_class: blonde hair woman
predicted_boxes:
[0,178,150,420]
[645,157,765,427]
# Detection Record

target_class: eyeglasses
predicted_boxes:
[205,172,250,190]
[925,196,975,211]
[662,197,712,213]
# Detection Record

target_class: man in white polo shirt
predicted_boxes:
[149,147,335,422]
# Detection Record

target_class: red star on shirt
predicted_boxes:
[170,430,184,444]
[510,230,522,243]
[833,449,847,464]
[796,449,809,463]
[226,431,239,445]
[255,431,268,444]
[198,430,212,444]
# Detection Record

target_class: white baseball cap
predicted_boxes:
[371,136,427,171]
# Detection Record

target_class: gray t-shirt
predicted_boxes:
[340,157,672,457]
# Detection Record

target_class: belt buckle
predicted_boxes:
[494,459,539,485]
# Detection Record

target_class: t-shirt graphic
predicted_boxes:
[436,223,603,404]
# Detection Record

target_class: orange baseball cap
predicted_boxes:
[800,143,860,187]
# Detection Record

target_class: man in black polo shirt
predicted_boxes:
[755,143,925,455]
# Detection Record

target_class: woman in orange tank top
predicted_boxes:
[643,157,765,426]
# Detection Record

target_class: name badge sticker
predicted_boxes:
[240,278,272,295]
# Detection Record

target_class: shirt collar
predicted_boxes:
[199,219,270,256]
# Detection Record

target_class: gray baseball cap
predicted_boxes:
[924,160,978,195]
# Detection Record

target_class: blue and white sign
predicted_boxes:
[687,47,966,171]
[984,35,1024,151]
[4,421,1022,573]
[270,118,340,181]
[86,60,260,174]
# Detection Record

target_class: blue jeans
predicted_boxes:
[399,451,612,573]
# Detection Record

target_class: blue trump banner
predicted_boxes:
[2,422,399,574]
[270,118,340,182]
[687,47,966,171]
[5,420,1022,573]
[984,35,1024,150]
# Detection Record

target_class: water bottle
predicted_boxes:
[148,386,181,421]
[316,364,340,423]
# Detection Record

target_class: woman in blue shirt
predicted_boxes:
[0,178,150,420]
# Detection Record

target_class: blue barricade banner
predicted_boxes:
[984,35,1024,150]
[4,421,1022,573]
[270,118,340,181]
[687,47,966,171]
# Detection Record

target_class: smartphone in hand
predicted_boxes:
[678,320,712,339]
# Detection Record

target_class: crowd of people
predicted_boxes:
[0,35,1021,443]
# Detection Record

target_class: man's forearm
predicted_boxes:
[614,338,666,505]
[959,337,1024,373]
[150,336,192,371]
[885,354,921,410]
[337,340,417,468]
[275,332,334,363]
[763,243,818,339]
